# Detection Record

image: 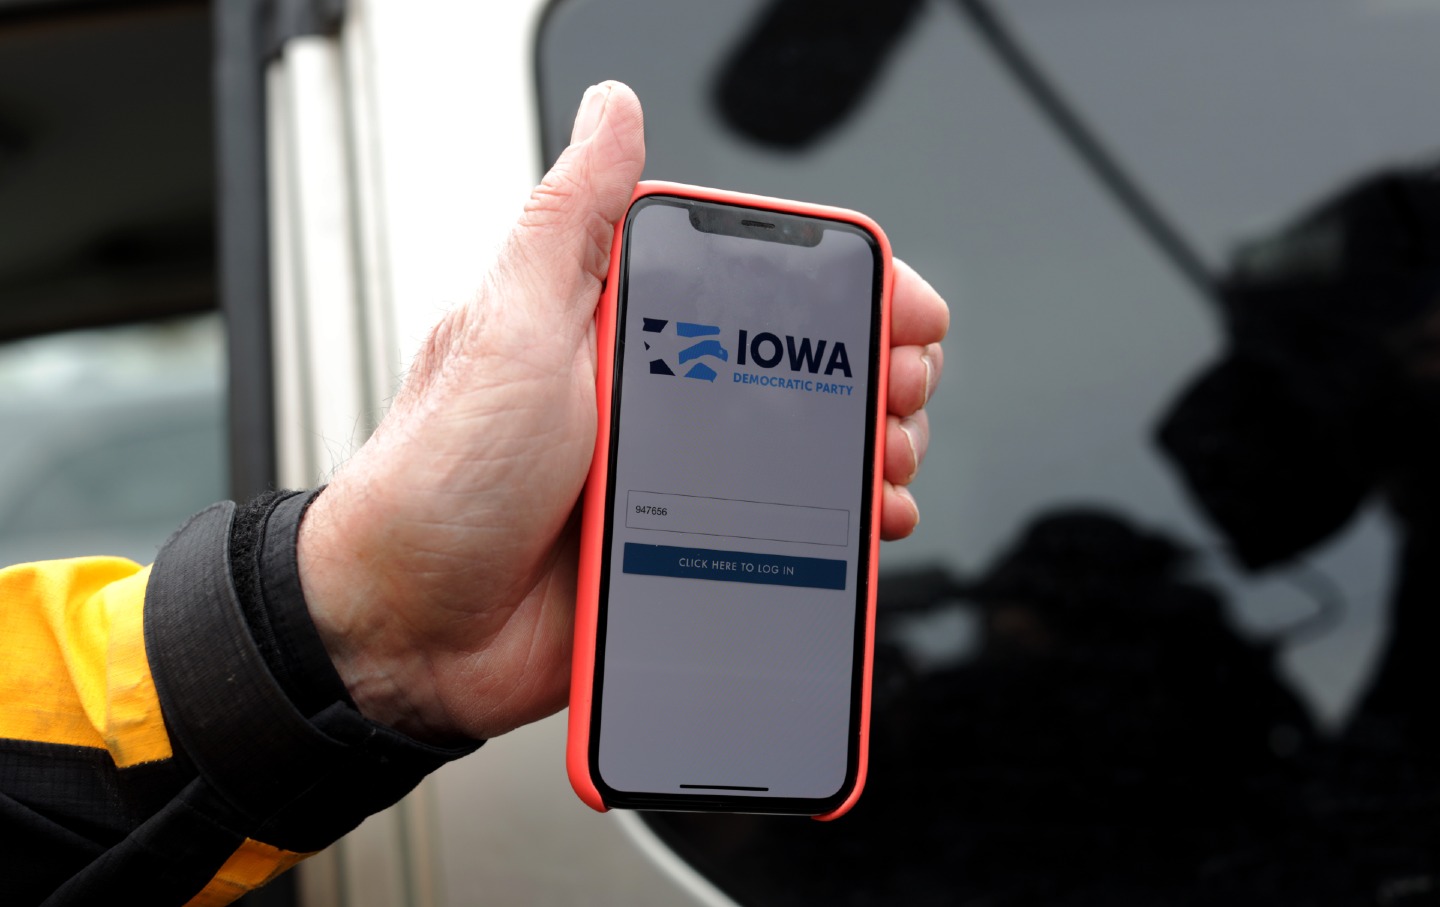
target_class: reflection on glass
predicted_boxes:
[0,315,226,567]
[711,0,925,151]
[539,0,1440,902]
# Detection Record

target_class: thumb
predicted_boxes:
[508,81,646,309]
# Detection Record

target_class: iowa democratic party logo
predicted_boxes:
[642,318,730,382]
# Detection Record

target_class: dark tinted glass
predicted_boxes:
[539,1,1440,903]
[0,4,215,340]
[0,4,224,568]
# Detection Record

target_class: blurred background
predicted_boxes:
[0,2,222,567]
[4,0,1440,904]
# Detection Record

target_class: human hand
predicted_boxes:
[296,81,948,743]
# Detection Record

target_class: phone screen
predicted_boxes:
[593,195,882,810]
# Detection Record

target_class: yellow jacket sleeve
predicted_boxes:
[1,494,477,907]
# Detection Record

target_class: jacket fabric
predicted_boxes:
[0,490,480,905]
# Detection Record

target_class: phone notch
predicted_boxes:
[687,202,824,247]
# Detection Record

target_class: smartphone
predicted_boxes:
[568,181,892,819]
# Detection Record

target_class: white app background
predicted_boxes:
[598,201,877,799]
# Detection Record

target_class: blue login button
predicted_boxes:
[622,543,847,590]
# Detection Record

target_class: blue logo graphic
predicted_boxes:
[642,318,730,382]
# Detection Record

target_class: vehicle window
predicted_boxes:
[0,316,225,566]
[0,5,225,564]
[538,1,1440,902]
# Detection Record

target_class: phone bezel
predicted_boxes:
[586,193,885,815]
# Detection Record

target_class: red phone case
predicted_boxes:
[566,181,893,820]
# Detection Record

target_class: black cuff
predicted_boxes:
[143,502,481,852]
[230,489,354,718]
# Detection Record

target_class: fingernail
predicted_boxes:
[571,83,610,144]
[921,349,934,407]
[897,484,920,527]
[899,419,920,483]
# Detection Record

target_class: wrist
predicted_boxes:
[296,483,464,744]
